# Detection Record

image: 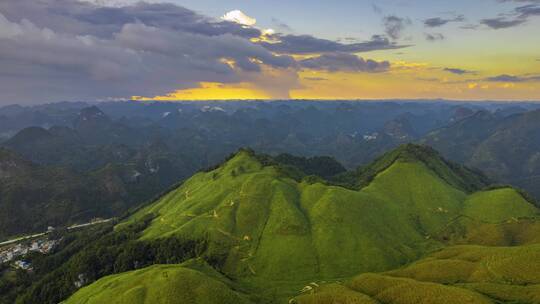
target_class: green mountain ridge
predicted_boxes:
[64,261,254,304]
[13,144,539,304]
[74,144,536,303]
[335,143,491,192]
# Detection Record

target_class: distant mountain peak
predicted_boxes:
[75,106,110,124]
[450,106,475,122]
[383,117,416,139]
[5,126,53,146]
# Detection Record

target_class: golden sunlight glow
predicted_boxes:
[133,82,271,101]
[290,69,540,100]
[134,58,540,101]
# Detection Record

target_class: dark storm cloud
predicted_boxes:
[259,34,407,54]
[299,53,390,72]
[424,15,465,27]
[0,1,262,39]
[0,0,401,103]
[383,15,411,40]
[0,0,301,103]
[0,14,295,100]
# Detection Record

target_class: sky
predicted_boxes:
[0,0,539,104]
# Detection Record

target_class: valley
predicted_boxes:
[1,101,540,241]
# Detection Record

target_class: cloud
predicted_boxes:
[259,34,407,54]
[480,17,526,29]
[222,10,257,26]
[486,75,523,82]
[299,53,390,72]
[424,15,465,27]
[383,15,411,40]
[271,18,292,31]
[0,1,263,39]
[515,4,540,18]
[0,0,301,103]
[443,68,476,75]
[425,33,445,42]
[480,2,540,29]
[262,28,276,36]
[485,74,540,82]
[424,18,450,27]
[0,0,404,103]
[78,0,147,7]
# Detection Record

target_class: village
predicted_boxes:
[0,218,113,271]
[0,237,59,270]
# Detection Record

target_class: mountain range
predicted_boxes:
[1,101,540,240]
[424,109,540,199]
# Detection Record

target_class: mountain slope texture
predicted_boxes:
[58,145,539,303]
[64,262,254,304]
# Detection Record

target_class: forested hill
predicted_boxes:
[0,148,132,239]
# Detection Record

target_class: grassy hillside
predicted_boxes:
[463,188,538,223]
[64,261,254,304]
[348,144,490,192]
[294,244,540,304]
[115,145,538,299]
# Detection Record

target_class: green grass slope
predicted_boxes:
[294,244,540,304]
[64,261,253,304]
[119,146,538,294]
[446,188,540,246]
[337,143,490,192]
[463,188,538,223]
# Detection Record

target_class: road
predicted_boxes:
[0,218,114,247]
[0,232,47,247]
[67,218,114,230]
